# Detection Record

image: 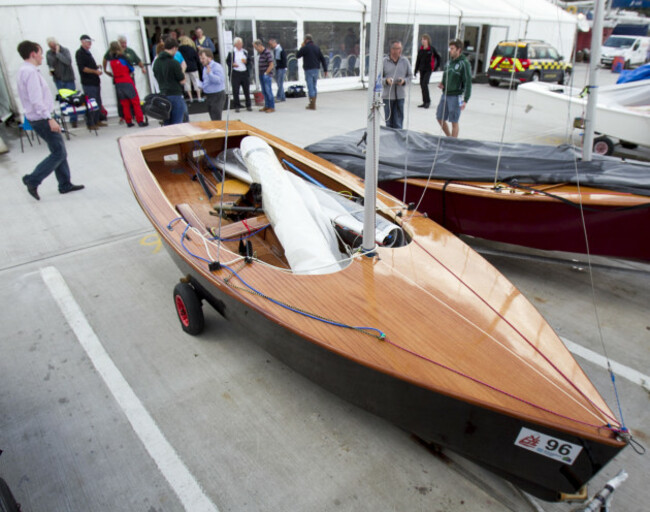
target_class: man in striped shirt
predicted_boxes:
[254,40,275,113]
[17,40,84,200]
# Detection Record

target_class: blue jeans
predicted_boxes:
[384,98,405,129]
[165,95,189,125]
[260,74,275,109]
[82,84,101,126]
[54,79,78,124]
[305,68,319,98]
[26,119,73,191]
[275,68,286,100]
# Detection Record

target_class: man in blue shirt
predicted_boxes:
[198,48,225,120]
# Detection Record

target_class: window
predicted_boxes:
[255,20,299,80]
[304,22,360,78]
[224,19,254,78]
[419,25,457,69]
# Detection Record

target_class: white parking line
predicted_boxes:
[561,336,650,390]
[41,266,219,512]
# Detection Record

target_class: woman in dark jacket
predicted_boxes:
[178,36,203,102]
[414,34,441,109]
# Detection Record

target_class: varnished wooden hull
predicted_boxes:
[119,121,627,501]
[380,179,650,261]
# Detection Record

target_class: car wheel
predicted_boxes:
[560,69,571,85]
[173,282,205,335]
[593,136,614,156]
[488,79,500,87]
[531,72,540,82]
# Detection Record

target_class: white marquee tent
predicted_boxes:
[0,0,576,120]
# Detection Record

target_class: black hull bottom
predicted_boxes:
[168,250,623,502]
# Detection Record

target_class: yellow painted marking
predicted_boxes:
[140,233,162,254]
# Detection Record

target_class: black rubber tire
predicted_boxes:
[619,140,638,149]
[488,79,500,87]
[0,478,20,512]
[173,282,205,335]
[560,69,571,85]
[593,136,614,156]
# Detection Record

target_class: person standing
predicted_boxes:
[45,37,78,127]
[436,39,472,138]
[102,35,146,77]
[195,27,216,53]
[178,36,203,102]
[106,41,147,127]
[269,38,287,102]
[75,34,105,129]
[254,40,275,113]
[17,41,84,200]
[382,40,411,129]
[226,37,252,113]
[153,37,188,125]
[414,34,441,109]
[198,48,225,120]
[297,34,327,110]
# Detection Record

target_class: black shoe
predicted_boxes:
[418,103,426,108]
[246,106,253,112]
[60,184,85,194]
[235,108,240,113]
[22,175,40,200]
[127,122,135,127]
[138,121,149,127]
[424,104,430,109]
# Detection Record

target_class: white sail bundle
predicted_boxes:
[240,136,343,275]
[217,147,403,248]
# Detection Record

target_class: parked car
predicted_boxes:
[600,35,650,69]
[488,40,572,87]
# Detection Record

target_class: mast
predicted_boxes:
[362,0,387,253]
[582,0,604,161]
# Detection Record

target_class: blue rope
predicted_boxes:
[609,368,628,433]
[208,223,270,242]
[220,262,386,339]
[282,159,327,188]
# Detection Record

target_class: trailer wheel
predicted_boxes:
[0,478,20,512]
[173,282,204,335]
[593,136,614,156]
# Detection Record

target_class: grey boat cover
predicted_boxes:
[305,127,650,197]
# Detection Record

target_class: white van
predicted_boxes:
[600,35,650,68]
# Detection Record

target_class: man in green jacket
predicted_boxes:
[153,37,187,125]
[436,39,472,138]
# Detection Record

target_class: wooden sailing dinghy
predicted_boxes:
[119,120,627,501]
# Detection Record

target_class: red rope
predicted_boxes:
[412,238,621,428]
[383,336,620,433]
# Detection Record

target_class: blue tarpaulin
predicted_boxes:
[617,63,650,83]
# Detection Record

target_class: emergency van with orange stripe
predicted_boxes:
[487,40,571,87]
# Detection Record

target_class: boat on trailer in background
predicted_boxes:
[119,120,628,501]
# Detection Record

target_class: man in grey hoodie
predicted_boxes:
[382,40,412,129]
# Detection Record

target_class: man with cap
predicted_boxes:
[75,34,105,129]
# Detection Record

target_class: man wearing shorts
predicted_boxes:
[436,39,472,138]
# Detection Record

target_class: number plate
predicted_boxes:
[514,427,583,465]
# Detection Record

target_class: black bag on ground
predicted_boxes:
[285,85,306,98]
[143,93,172,121]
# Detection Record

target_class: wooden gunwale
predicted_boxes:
[119,122,624,447]
[403,178,650,207]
